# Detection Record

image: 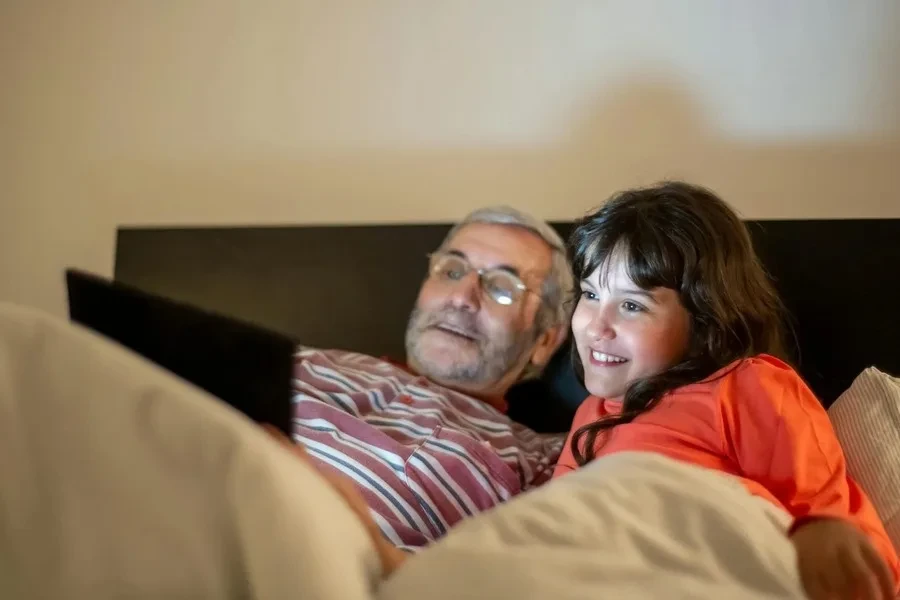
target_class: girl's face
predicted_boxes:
[572,254,692,401]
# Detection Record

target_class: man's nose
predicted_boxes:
[445,271,482,312]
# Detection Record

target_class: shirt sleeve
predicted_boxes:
[720,356,900,589]
[552,397,601,479]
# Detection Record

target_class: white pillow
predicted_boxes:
[828,367,900,553]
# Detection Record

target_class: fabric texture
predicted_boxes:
[0,303,380,599]
[380,451,807,600]
[829,367,900,555]
[292,348,564,549]
[554,354,900,590]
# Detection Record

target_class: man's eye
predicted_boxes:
[443,268,465,280]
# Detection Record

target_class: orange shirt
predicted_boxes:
[554,354,899,588]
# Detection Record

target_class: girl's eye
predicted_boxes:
[622,301,645,313]
[580,290,597,301]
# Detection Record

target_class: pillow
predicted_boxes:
[828,367,900,553]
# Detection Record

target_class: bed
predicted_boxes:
[106,216,900,597]
[113,217,900,432]
[6,215,899,599]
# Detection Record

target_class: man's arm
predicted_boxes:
[263,426,409,579]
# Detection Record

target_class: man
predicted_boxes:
[291,206,574,549]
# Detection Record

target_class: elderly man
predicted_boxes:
[292,206,574,549]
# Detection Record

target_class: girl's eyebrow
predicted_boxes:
[580,281,659,304]
[618,287,658,304]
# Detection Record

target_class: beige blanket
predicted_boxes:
[0,304,807,599]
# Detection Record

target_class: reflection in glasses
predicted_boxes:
[427,252,538,306]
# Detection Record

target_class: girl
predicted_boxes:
[554,181,899,600]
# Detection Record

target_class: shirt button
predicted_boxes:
[399,394,413,405]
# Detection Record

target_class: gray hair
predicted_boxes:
[441,206,576,379]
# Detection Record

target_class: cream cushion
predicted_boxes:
[829,367,900,553]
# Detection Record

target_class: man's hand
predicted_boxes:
[262,425,408,578]
[790,517,894,600]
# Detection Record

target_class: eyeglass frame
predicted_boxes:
[425,251,544,307]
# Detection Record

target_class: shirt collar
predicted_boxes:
[382,356,509,414]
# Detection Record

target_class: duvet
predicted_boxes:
[0,304,806,599]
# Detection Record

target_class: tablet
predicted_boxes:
[65,268,295,437]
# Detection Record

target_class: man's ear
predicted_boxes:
[529,324,568,369]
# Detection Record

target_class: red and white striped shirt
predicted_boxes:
[291,347,565,549]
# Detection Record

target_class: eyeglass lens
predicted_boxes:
[430,254,524,306]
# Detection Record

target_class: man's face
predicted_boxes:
[405,222,555,398]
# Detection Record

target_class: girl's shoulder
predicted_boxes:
[711,353,795,382]
[686,353,816,409]
[577,355,811,414]
[671,353,803,398]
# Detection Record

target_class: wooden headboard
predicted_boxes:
[114,218,900,432]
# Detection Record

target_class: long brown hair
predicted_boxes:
[569,181,790,466]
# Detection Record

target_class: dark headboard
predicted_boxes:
[114,218,900,432]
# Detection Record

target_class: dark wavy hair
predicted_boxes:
[568,181,791,466]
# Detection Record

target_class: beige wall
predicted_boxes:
[2,1,899,316]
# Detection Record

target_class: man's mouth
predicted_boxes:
[431,323,479,342]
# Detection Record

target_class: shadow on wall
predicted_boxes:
[14,71,900,319]
[83,74,900,231]
[564,76,900,218]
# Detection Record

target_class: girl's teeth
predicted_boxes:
[592,351,627,363]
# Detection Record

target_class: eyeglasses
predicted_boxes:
[427,252,539,306]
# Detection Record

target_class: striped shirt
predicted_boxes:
[291,347,566,549]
